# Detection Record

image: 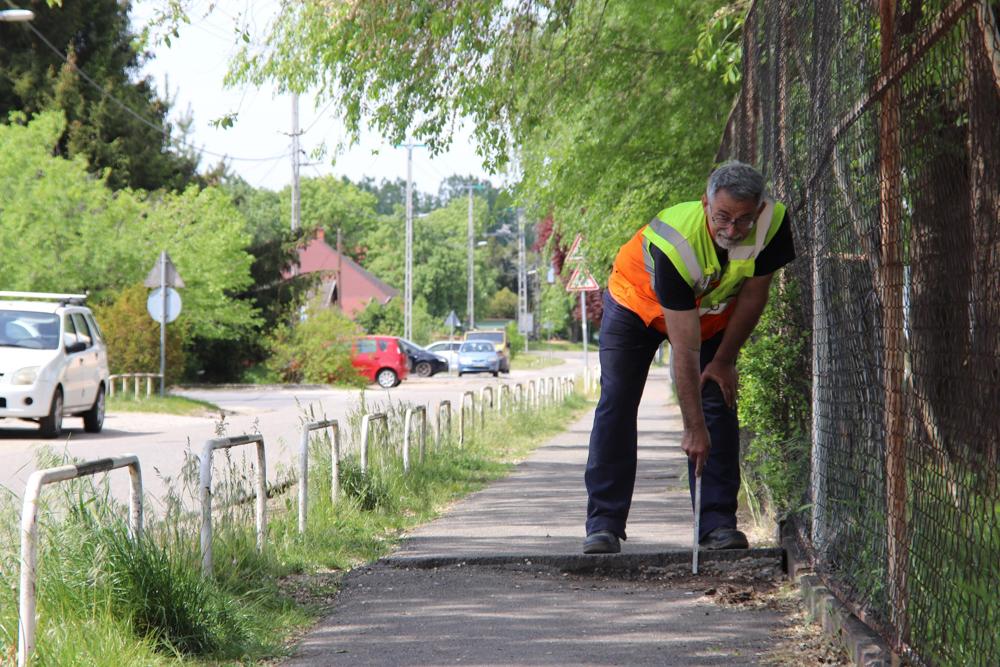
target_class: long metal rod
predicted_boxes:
[693,476,702,574]
[18,456,143,667]
[290,93,300,231]
[159,251,166,397]
[405,146,414,340]
[467,187,475,329]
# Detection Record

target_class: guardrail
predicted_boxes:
[360,412,389,472]
[298,418,341,533]
[18,455,143,667]
[458,391,475,446]
[200,434,267,578]
[403,406,427,472]
[479,386,493,428]
[436,400,452,448]
[107,373,163,399]
[15,374,582,660]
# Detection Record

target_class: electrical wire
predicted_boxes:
[9,3,291,164]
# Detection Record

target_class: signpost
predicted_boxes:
[565,240,599,387]
[144,251,184,396]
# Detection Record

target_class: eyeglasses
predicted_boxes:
[707,204,756,230]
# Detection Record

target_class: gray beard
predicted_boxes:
[714,235,743,251]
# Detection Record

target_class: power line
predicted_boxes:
[10,6,291,164]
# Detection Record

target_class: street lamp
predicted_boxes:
[0,9,34,22]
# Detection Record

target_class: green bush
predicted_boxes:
[737,274,811,518]
[267,301,365,385]
[92,283,188,384]
[486,287,517,318]
[505,320,524,359]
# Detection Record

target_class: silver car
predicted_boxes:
[0,292,110,437]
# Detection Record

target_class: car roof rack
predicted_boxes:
[0,291,88,306]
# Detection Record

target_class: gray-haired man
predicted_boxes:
[583,161,796,554]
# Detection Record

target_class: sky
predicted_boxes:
[132,1,496,195]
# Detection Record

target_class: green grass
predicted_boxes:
[0,391,588,665]
[510,352,566,370]
[107,394,222,416]
[530,339,585,352]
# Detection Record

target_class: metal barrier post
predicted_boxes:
[436,400,452,449]
[18,455,143,667]
[298,418,340,534]
[527,380,536,410]
[200,434,266,577]
[360,413,389,472]
[403,406,427,471]
[146,375,153,397]
[458,391,475,446]
[479,386,493,428]
[513,383,523,411]
[108,375,116,397]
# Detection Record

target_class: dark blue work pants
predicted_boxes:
[584,291,741,541]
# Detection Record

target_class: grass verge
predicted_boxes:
[107,394,222,416]
[510,352,566,371]
[0,390,588,665]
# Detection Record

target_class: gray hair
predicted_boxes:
[706,160,766,203]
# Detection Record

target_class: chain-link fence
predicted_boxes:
[718,1,1000,664]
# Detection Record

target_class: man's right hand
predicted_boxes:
[681,426,712,477]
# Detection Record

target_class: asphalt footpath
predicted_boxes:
[284,366,790,666]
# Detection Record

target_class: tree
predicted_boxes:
[229,0,737,275]
[361,196,498,322]
[0,0,199,191]
[0,112,258,344]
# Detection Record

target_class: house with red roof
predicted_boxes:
[289,228,398,317]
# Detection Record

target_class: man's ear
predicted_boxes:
[701,193,708,207]
[757,200,767,216]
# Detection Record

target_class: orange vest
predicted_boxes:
[608,200,785,340]
[609,229,734,339]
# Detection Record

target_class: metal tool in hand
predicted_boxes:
[692,475,702,574]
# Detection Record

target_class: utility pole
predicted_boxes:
[401,143,425,341]
[290,93,301,233]
[517,208,528,350]
[462,183,486,330]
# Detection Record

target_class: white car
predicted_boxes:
[0,292,109,438]
[425,340,461,373]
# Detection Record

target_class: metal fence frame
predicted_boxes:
[359,412,389,472]
[107,373,163,399]
[297,418,340,533]
[479,386,493,428]
[200,434,266,577]
[458,391,475,446]
[18,455,143,667]
[436,400,452,448]
[403,406,427,471]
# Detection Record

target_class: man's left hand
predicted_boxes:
[701,359,737,408]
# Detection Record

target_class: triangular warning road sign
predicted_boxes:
[566,266,600,292]
[565,234,585,262]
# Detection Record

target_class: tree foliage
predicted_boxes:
[229,0,738,276]
[266,301,364,386]
[0,0,199,191]
[0,112,258,342]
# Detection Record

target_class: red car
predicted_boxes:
[351,335,409,388]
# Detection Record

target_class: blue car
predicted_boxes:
[457,341,500,377]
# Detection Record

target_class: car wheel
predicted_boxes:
[39,388,63,439]
[376,368,398,389]
[415,361,432,378]
[83,385,105,433]
[458,371,464,377]
[492,370,499,377]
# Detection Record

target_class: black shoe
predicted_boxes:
[582,530,621,554]
[699,527,749,550]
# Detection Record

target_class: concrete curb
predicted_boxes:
[781,523,898,667]
[382,547,784,573]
